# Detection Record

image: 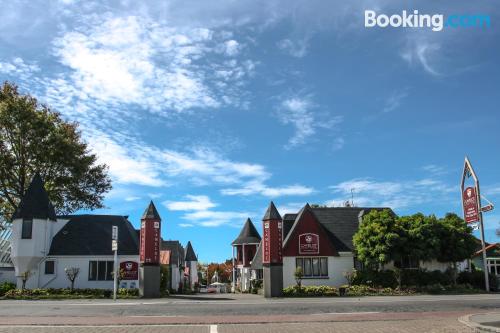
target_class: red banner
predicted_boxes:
[140,219,161,264]
[299,233,319,254]
[262,220,283,264]
[463,186,480,224]
[120,261,138,280]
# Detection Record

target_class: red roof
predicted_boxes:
[160,250,171,265]
[474,243,500,256]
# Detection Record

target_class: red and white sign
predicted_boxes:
[463,186,480,224]
[140,218,161,264]
[120,261,138,280]
[299,233,319,254]
[262,220,283,264]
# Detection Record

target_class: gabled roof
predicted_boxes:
[263,201,281,221]
[474,243,500,257]
[161,240,184,266]
[13,173,56,221]
[250,241,262,270]
[48,215,139,255]
[142,201,161,220]
[232,218,261,245]
[185,241,197,261]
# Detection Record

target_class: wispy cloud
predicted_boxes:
[277,38,309,58]
[164,195,217,211]
[383,89,408,113]
[401,38,441,76]
[328,177,455,210]
[276,94,343,149]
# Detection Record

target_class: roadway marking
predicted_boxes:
[210,324,218,333]
[311,311,380,316]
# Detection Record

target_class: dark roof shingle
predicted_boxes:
[232,218,261,245]
[49,215,139,255]
[13,174,56,221]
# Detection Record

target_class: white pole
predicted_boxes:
[232,246,235,293]
[476,185,490,292]
[113,248,118,300]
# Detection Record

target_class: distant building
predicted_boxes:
[6,174,198,291]
[231,218,261,292]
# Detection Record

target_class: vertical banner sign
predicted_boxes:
[263,222,270,263]
[462,186,480,223]
[140,219,161,264]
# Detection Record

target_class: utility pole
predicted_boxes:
[112,225,118,301]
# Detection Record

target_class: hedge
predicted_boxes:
[2,288,139,299]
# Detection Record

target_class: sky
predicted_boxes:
[1,0,499,263]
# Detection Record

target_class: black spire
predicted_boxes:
[184,241,197,261]
[232,218,261,245]
[13,173,56,221]
[141,201,161,220]
[262,201,281,221]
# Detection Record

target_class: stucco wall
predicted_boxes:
[19,255,139,289]
[282,253,354,288]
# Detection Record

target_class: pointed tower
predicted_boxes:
[184,241,198,290]
[10,173,57,289]
[262,201,283,297]
[231,218,261,292]
[139,201,161,298]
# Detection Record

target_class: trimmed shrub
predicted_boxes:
[0,282,16,296]
[458,271,497,290]
[283,285,338,297]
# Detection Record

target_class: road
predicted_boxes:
[0,293,498,332]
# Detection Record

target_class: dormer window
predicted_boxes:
[21,218,32,239]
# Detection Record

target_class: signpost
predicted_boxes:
[112,226,118,301]
[461,157,494,292]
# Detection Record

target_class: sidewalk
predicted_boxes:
[460,313,500,332]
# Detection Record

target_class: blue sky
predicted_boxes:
[1,1,499,262]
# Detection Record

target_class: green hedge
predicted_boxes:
[352,269,455,288]
[0,282,16,297]
[283,285,338,297]
[2,288,140,299]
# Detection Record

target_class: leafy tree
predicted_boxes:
[0,82,111,220]
[434,213,477,284]
[353,209,400,267]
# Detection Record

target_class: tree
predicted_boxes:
[434,213,477,284]
[353,209,400,267]
[294,266,303,289]
[20,270,31,290]
[0,82,111,220]
[65,267,80,291]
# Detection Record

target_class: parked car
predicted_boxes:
[199,285,207,293]
[207,282,227,293]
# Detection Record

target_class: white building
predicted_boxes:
[8,174,197,291]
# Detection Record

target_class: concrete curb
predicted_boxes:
[459,313,500,333]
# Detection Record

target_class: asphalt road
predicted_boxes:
[0,293,498,332]
[0,293,498,318]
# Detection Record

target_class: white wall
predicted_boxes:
[20,255,139,290]
[283,253,354,288]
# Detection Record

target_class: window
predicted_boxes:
[89,261,114,281]
[296,257,328,278]
[21,218,32,239]
[395,256,419,269]
[44,260,55,275]
[488,259,500,275]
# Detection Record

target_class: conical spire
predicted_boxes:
[232,218,261,245]
[13,173,56,221]
[141,200,161,220]
[185,241,197,261]
[262,201,281,221]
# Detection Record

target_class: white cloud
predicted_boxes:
[332,137,345,151]
[182,209,250,227]
[125,196,141,202]
[222,183,314,197]
[383,89,408,113]
[178,223,194,228]
[49,15,254,115]
[223,40,241,56]
[277,38,309,58]
[164,195,217,211]
[328,177,455,210]
[422,164,447,176]
[401,38,441,76]
[276,95,343,149]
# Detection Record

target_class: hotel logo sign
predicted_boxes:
[299,233,319,254]
[462,186,480,224]
[120,261,138,280]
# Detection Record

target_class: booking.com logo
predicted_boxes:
[365,10,491,32]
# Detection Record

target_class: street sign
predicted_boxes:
[462,186,480,223]
[112,226,118,240]
[112,239,118,251]
[481,204,494,213]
